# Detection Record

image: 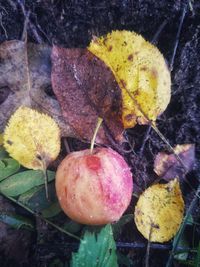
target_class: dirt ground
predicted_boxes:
[0,0,200,266]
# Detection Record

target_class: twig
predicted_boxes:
[0,191,81,241]
[0,12,8,39]
[63,138,71,154]
[151,122,188,173]
[33,14,51,45]
[151,19,168,45]
[36,241,188,251]
[21,10,30,41]
[17,0,43,43]
[139,125,151,156]
[145,224,154,267]
[188,0,195,16]
[170,4,187,71]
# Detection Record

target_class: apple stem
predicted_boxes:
[90,117,103,154]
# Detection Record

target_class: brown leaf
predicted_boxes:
[0,41,74,137]
[51,46,124,144]
[154,144,195,180]
[0,41,30,131]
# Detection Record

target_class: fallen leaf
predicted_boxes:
[0,158,20,181]
[41,202,61,218]
[51,46,124,144]
[0,133,3,146]
[63,220,82,234]
[154,144,195,180]
[71,224,118,267]
[0,41,31,118]
[0,41,74,137]
[0,213,34,230]
[3,106,60,170]
[0,169,55,197]
[88,30,171,128]
[18,182,57,212]
[134,178,184,242]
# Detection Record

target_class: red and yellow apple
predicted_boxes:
[56,147,133,225]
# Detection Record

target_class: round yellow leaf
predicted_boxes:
[88,30,171,128]
[3,106,61,170]
[134,179,184,243]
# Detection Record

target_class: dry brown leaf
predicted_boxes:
[51,46,124,144]
[154,144,195,181]
[0,41,73,137]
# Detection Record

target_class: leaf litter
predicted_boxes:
[0,25,198,267]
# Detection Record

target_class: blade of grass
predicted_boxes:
[166,182,200,267]
[194,241,200,267]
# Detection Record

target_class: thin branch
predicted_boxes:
[63,138,71,154]
[170,4,187,71]
[0,12,8,39]
[151,19,168,45]
[17,0,43,43]
[139,125,151,156]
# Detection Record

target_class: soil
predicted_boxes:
[0,0,200,267]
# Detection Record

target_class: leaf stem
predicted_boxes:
[40,159,49,201]
[90,117,103,154]
[43,168,49,201]
[0,191,81,241]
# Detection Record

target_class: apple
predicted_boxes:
[56,147,133,225]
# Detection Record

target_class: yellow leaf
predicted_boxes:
[3,106,61,170]
[134,178,184,242]
[0,133,3,146]
[88,30,171,128]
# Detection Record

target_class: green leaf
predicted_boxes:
[0,147,9,159]
[63,219,82,234]
[174,234,189,261]
[194,242,200,267]
[71,224,118,267]
[49,258,65,267]
[112,214,133,239]
[0,213,34,230]
[18,182,57,212]
[0,158,20,181]
[186,214,194,226]
[0,170,55,196]
[41,201,62,218]
[18,186,43,203]
[117,252,133,267]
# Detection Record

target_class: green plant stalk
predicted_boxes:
[0,190,81,241]
[194,241,200,267]
[166,182,200,267]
